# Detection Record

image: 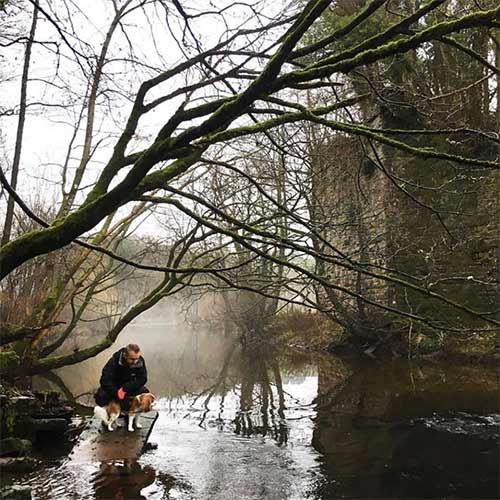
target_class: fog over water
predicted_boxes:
[35,294,233,401]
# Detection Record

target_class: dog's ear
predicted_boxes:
[138,394,148,411]
[146,394,155,411]
[138,394,146,407]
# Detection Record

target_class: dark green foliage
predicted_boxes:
[0,351,20,373]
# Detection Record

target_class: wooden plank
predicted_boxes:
[68,411,158,463]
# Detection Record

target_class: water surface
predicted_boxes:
[10,329,499,499]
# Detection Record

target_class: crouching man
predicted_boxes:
[94,343,148,407]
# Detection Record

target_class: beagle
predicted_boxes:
[94,393,156,432]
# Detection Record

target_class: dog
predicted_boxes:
[94,393,156,432]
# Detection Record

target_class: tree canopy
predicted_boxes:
[0,0,498,375]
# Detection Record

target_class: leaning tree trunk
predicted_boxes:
[1,5,38,246]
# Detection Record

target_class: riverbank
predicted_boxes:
[267,311,499,364]
[0,386,83,490]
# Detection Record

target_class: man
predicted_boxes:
[94,343,148,406]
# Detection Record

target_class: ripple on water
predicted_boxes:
[419,411,500,439]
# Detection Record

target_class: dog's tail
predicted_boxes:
[94,405,109,424]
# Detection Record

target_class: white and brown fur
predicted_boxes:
[94,393,156,432]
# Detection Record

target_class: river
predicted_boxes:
[5,326,499,499]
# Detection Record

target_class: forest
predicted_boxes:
[1,2,499,499]
[0,0,498,375]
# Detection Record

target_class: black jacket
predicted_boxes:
[99,348,147,396]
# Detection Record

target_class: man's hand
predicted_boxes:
[117,387,126,400]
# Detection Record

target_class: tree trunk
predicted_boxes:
[1,6,37,246]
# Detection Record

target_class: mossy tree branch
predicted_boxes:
[0,321,65,347]
[4,222,206,377]
[2,2,497,282]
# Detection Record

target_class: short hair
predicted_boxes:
[126,343,140,354]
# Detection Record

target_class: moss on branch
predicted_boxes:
[275,6,500,89]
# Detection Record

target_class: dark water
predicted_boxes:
[6,329,500,499]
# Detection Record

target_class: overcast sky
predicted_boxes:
[1,0,292,237]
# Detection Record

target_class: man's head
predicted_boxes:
[124,343,141,366]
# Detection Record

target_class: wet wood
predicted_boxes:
[68,411,158,463]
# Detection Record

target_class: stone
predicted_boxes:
[0,438,32,457]
[14,417,67,440]
[29,418,68,434]
[69,411,158,463]
[33,391,60,407]
[143,441,158,451]
[10,397,36,416]
[0,485,32,500]
[0,457,39,473]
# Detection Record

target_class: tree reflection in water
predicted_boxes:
[191,341,290,445]
[311,358,499,499]
[234,344,288,445]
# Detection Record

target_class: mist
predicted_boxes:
[34,291,233,401]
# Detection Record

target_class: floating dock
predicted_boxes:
[69,411,158,463]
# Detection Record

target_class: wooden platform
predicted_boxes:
[69,411,158,463]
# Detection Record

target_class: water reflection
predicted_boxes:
[312,357,499,498]
[194,343,290,444]
[91,460,194,499]
[93,460,155,500]
[26,330,499,499]
[236,346,288,445]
